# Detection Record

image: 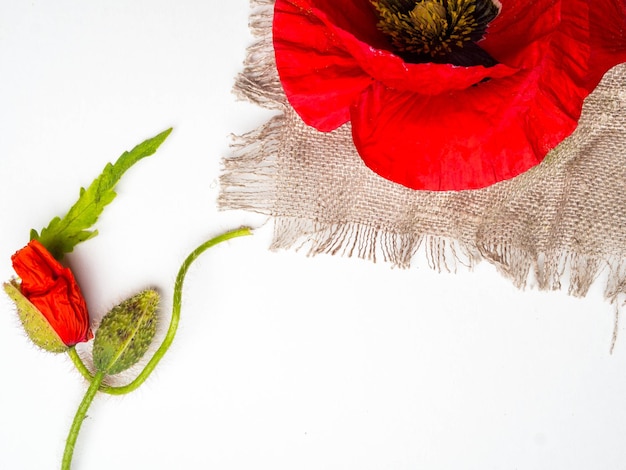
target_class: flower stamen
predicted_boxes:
[370,0,501,66]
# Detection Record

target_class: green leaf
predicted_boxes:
[33,128,173,259]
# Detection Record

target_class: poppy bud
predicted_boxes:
[4,240,92,352]
[92,289,159,375]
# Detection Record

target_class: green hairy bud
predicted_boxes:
[93,289,159,375]
[3,280,68,353]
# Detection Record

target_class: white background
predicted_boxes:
[1,2,626,469]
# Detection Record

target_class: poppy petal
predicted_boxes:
[349,66,580,190]
[585,0,626,88]
[273,0,373,131]
[480,0,562,68]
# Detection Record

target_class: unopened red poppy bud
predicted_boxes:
[4,240,92,351]
[93,289,159,375]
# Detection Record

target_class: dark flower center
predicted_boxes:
[370,0,501,67]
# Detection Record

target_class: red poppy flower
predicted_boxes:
[273,0,626,190]
[9,240,92,348]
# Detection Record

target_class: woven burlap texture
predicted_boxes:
[220,0,626,306]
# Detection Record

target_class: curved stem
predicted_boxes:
[67,227,253,395]
[62,371,105,470]
[67,346,92,383]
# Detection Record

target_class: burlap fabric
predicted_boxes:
[220,0,626,308]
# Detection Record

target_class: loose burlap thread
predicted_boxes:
[220,0,626,316]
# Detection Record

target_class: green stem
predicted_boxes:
[67,227,253,395]
[62,370,105,470]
